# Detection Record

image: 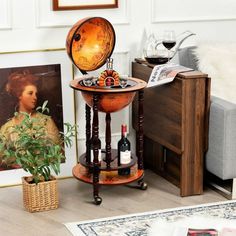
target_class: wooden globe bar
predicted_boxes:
[67,17,147,205]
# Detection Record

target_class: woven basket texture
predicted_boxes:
[22,176,59,213]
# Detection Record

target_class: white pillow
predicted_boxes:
[194,42,236,103]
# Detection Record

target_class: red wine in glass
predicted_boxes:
[162,41,176,50]
[162,30,176,62]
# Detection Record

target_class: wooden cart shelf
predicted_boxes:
[73,164,144,185]
[78,149,137,171]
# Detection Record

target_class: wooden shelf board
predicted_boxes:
[73,164,144,185]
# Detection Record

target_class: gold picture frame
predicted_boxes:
[53,0,118,11]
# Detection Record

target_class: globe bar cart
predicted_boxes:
[70,78,147,204]
[66,17,147,204]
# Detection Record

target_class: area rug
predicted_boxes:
[65,200,236,236]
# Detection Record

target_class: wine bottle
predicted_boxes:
[117,124,131,175]
[90,136,102,163]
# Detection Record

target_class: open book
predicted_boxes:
[188,228,218,235]
[147,63,193,88]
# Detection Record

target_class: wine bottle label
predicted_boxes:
[120,150,131,164]
[90,149,102,162]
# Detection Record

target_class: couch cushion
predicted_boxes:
[206,96,236,180]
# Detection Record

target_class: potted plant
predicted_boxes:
[0,101,76,212]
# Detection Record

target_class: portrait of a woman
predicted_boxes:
[0,68,63,170]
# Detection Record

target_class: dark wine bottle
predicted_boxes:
[90,136,102,163]
[117,124,131,175]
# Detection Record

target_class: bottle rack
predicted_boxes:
[70,77,147,205]
[79,149,137,171]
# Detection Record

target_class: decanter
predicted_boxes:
[98,58,119,87]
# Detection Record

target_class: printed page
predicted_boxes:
[147,63,193,88]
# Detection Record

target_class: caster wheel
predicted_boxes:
[139,182,148,190]
[94,196,102,205]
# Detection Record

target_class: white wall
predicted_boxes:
[0,0,236,166]
[1,0,235,58]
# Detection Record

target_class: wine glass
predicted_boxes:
[119,75,128,88]
[162,30,176,63]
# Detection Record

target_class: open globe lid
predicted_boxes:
[66,17,116,72]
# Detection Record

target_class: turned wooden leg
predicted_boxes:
[92,93,102,205]
[85,104,91,164]
[136,89,147,190]
[137,89,144,170]
[105,113,111,168]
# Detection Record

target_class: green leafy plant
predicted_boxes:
[0,101,76,184]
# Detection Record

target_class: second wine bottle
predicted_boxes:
[117,124,131,175]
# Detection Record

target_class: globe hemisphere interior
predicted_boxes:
[66,17,116,72]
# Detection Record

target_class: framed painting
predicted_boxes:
[53,0,118,11]
[0,48,77,186]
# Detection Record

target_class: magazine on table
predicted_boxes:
[147,63,193,88]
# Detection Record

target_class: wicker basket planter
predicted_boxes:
[22,176,59,213]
